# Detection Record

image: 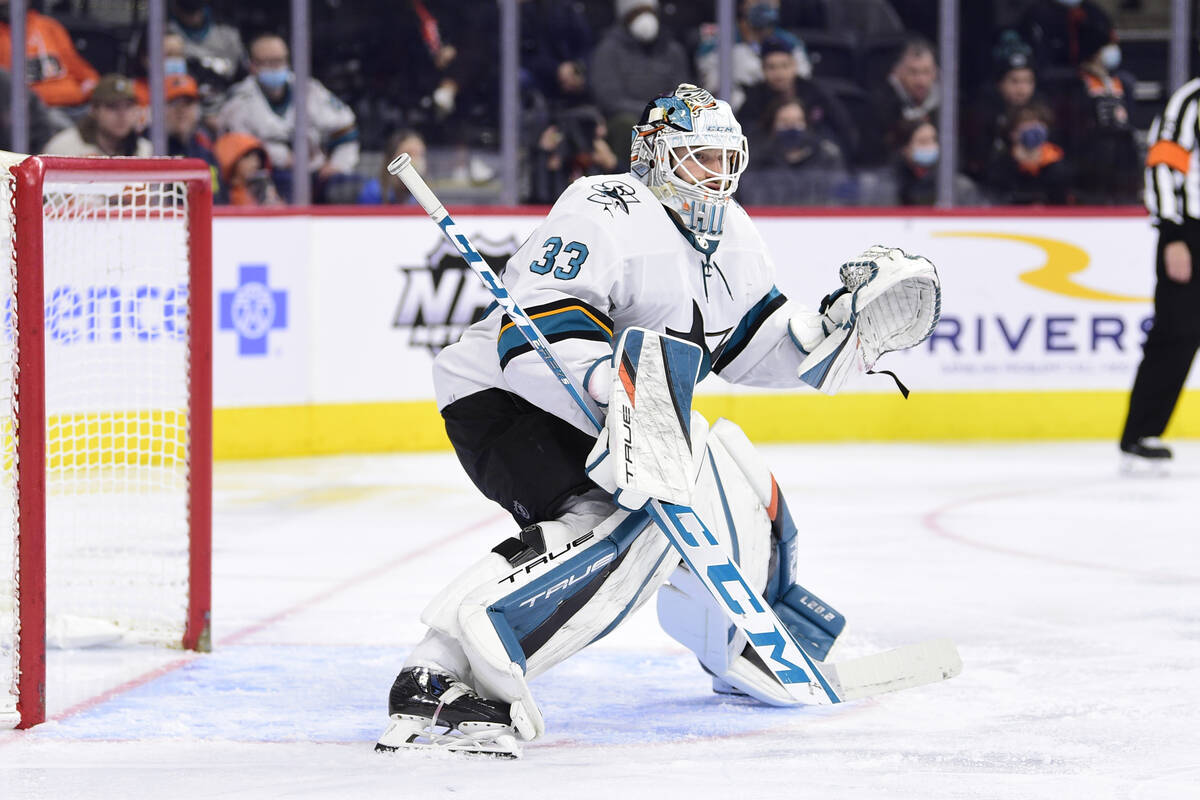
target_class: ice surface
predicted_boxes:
[2,443,1198,799]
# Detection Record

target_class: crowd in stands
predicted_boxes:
[0,0,1162,207]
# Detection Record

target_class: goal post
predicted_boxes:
[0,154,213,729]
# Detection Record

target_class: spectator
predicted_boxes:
[980,103,1071,205]
[739,36,858,162]
[527,108,619,204]
[133,33,189,110]
[963,31,1041,181]
[0,1,99,109]
[519,0,593,102]
[219,33,359,202]
[1060,15,1140,204]
[42,74,152,157]
[0,67,64,152]
[1020,0,1116,73]
[696,0,812,111]
[167,0,246,97]
[214,131,282,206]
[862,37,940,166]
[358,129,427,205]
[590,0,690,170]
[164,74,220,190]
[753,97,845,172]
[889,118,983,206]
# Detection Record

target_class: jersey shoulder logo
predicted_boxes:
[587,181,641,216]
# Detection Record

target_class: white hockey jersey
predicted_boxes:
[433,174,811,434]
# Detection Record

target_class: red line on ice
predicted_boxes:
[921,482,1197,584]
[1,512,504,736]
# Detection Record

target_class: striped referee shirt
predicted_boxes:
[1145,77,1200,242]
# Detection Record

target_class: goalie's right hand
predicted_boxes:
[787,290,853,355]
[585,434,651,511]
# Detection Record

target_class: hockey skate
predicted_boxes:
[374,667,521,758]
[1120,437,1172,476]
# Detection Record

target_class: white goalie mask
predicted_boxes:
[630,84,749,241]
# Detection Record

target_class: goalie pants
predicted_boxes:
[1122,229,1200,443]
[442,388,597,527]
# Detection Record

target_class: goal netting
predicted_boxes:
[0,153,212,728]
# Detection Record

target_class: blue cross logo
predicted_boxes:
[219,264,288,356]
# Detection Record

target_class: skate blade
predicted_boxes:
[374,715,521,758]
[1119,454,1171,477]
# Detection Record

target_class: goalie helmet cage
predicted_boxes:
[0,154,213,729]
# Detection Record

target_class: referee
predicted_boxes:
[1121,77,1200,466]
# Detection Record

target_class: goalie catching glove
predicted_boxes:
[788,245,941,396]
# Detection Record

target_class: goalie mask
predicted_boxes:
[630,83,748,241]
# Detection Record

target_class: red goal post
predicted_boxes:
[1,155,213,729]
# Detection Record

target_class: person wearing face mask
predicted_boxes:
[980,103,1071,205]
[218,33,359,203]
[166,0,246,93]
[591,0,690,171]
[756,98,844,171]
[0,0,99,108]
[1019,0,1118,72]
[890,118,983,207]
[696,0,812,112]
[1059,15,1140,204]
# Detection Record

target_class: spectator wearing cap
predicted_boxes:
[861,36,940,167]
[739,35,858,163]
[213,131,282,207]
[42,74,152,157]
[963,31,1043,181]
[0,1,99,108]
[696,0,811,112]
[591,0,690,171]
[1019,0,1117,72]
[161,73,221,200]
[1059,14,1140,204]
[980,103,1072,205]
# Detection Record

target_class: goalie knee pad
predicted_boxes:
[657,419,846,704]
[416,496,679,738]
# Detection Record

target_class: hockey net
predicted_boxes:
[0,153,212,729]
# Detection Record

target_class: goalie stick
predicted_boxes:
[387,154,960,705]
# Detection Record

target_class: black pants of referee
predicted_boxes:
[1122,229,1200,445]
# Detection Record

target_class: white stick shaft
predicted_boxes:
[388,154,447,222]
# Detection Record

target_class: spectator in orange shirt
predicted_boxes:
[0,3,100,108]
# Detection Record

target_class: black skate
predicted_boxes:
[1120,437,1172,476]
[374,667,519,757]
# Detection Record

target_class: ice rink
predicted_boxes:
[2,441,1198,799]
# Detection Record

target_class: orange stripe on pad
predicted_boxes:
[1147,140,1191,173]
[618,359,636,408]
[767,475,780,521]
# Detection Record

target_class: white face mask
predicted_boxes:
[1099,43,1121,70]
[629,11,659,44]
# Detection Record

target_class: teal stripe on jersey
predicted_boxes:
[713,286,786,374]
[498,306,613,368]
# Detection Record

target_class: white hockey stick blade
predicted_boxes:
[820,638,962,702]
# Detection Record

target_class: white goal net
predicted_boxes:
[0,152,211,728]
